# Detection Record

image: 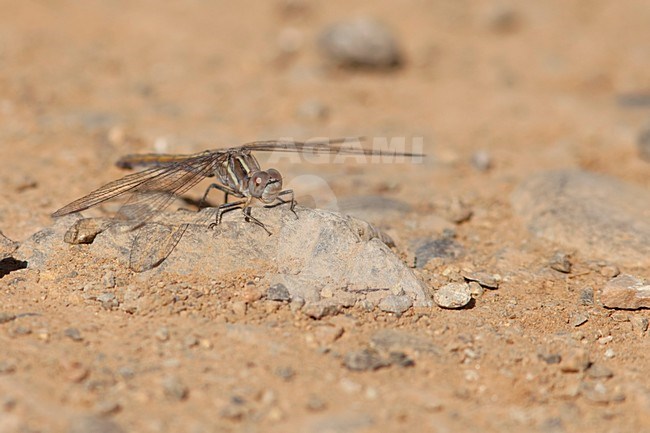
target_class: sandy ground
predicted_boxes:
[1,1,650,432]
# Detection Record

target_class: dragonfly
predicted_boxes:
[52,138,422,235]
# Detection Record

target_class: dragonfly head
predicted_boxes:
[249,169,283,203]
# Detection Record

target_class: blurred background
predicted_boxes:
[1,0,649,238]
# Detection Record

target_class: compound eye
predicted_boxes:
[267,168,281,181]
[249,172,269,197]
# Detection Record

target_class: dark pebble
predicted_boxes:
[267,283,291,302]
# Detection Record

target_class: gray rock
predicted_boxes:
[638,125,650,162]
[0,231,18,260]
[18,207,431,311]
[434,282,472,309]
[511,170,650,267]
[318,17,401,68]
[600,274,650,310]
[378,295,412,316]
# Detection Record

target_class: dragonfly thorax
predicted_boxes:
[248,169,283,203]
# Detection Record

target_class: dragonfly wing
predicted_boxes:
[52,152,222,222]
[240,137,422,157]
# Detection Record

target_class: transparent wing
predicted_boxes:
[240,137,423,157]
[52,152,224,222]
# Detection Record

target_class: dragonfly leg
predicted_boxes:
[242,206,272,236]
[209,200,246,229]
[200,183,238,209]
[276,189,298,219]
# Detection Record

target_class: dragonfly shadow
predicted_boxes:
[0,257,28,279]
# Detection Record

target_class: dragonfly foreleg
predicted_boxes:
[275,189,298,220]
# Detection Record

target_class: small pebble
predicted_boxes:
[318,16,402,68]
[162,376,188,401]
[378,295,413,316]
[0,360,17,374]
[0,231,18,260]
[302,300,341,319]
[549,252,572,273]
[310,324,344,345]
[64,328,83,342]
[598,336,613,345]
[538,352,562,365]
[0,312,16,324]
[630,316,649,334]
[600,264,620,279]
[470,150,492,171]
[64,361,89,383]
[97,292,118,310]
[570,313,588,327]
[275,366,295,381]
[587,363,614,379]
[343,348,387,371]
[183,335,199,348]
[468,281,484,298]
[230,301,247,317]
[604,348,615,359]
[102,272,116,288]
[462,270,500,289]
[434,283,472,309]
[578,287,594,306]
[94,400,121,416]
[560,348,590,373]
[306,395,327,411]
[388,351,415,368]
[155,327,170,342]
[266,283,291,302]
[63,218,111,245]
